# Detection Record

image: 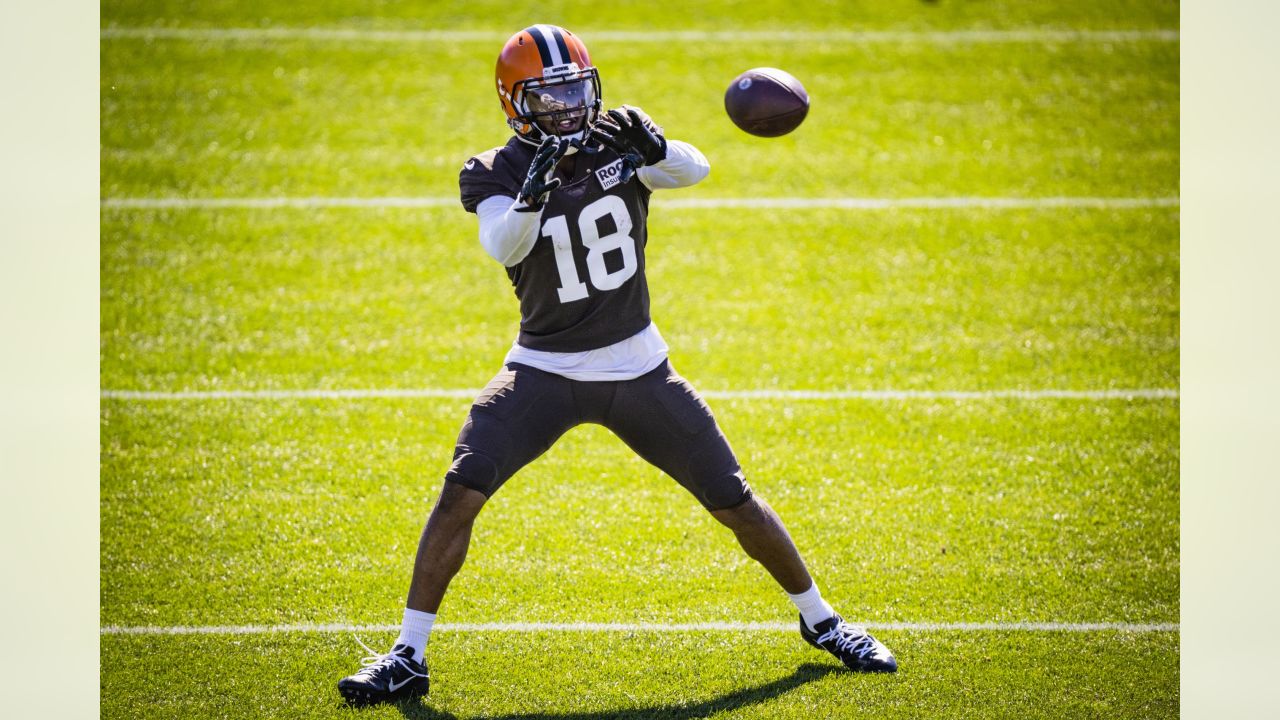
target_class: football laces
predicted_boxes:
[352,636,428,678]
[816,622,880,660]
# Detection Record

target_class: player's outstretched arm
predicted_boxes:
[637,139,710,190]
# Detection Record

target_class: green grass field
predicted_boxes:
[100,1,1179,717]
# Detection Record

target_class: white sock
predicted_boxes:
[393,608,436,663]
[787,582,836,632]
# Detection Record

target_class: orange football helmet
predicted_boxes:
[496,25,602,145]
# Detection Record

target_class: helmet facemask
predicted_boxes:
[510,66,601,146]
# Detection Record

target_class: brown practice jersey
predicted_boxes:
[460,136,653,352]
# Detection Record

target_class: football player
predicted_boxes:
[338,24,897,705]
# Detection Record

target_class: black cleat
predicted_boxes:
[800,614,898,673]
[338,641,430,705]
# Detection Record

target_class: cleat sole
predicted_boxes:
[338,680,429,706]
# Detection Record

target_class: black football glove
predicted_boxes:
[588,106,668,184]
[516,134,568,212]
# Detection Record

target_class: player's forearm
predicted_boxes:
[476,195,540,266]
[639,139,710,189]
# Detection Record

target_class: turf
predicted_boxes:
[100,1,1179,717]
[102,632,1178,719]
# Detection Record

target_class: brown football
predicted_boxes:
[724,67,810,137]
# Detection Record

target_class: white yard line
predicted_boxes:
[102,197,458,209]
[101,388,1178,401]
[704,389,1178,400]
[666,197,1181,210]
[100,196,1180,210]
[99,27,1179,44]
[100,620,1178,635]
[103,388,477,400]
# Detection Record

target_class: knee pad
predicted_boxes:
[444,448,501,497]
[699,472,753,511]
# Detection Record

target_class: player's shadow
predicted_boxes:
[388,662,839,720]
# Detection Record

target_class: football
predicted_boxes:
[723,67,810,137]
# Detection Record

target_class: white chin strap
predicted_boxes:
[560,130,585,153]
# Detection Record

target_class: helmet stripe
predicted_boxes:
[550,28,572,65]
[534,25,566,65]
[525,26,554,67]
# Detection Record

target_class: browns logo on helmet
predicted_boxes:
[496,25,602,146]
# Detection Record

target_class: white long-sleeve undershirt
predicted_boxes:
[476,139,710,267]
[635,138,712,190]
[476,196,541,267]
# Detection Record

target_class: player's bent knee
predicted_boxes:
[700,477,753,513]
[443,449,502,498]
[683,437,750,511]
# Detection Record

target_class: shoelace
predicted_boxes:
[816,621,880,660]
[352,636,428,678]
